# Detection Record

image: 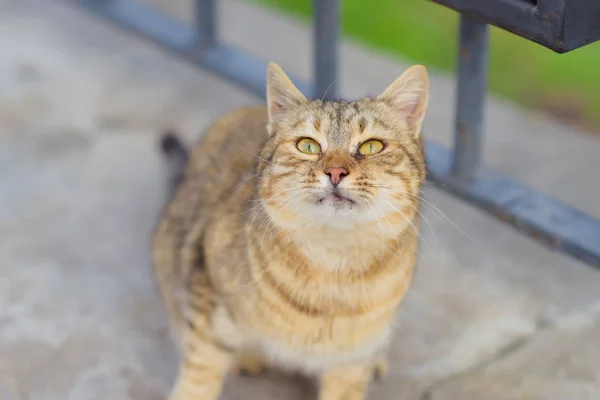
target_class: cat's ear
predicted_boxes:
[378,65,429,137]
[266,62,308,131]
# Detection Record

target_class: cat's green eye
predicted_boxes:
[297,138,321,155]
[358,140,384,156]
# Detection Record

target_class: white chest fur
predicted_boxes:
[250,322,392,374]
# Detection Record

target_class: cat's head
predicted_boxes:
[257,62,428,231]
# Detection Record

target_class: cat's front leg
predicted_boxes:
[319,363,373,400]
[234,349,268,376]
[168,338,234,400]
[169,276,243,400]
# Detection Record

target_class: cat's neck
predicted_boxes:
[265,215,414,273]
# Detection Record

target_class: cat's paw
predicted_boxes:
[372,358,389,381]
[234,352,267,376]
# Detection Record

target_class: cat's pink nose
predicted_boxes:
[325,167,349,186]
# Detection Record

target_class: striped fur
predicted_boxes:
[153,63,429,400]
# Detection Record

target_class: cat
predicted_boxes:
[152,62,429,400]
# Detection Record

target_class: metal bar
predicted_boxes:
[66,0,600,269]
[430,0,600,53]
[195,0,217,51]
[71,0,312,98]
[313,0,340,101]
[451,15,489,181]
[427,141,600,269]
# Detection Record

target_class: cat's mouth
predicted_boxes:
[316,189,356,206]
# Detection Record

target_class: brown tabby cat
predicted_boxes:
[152,62,429,400]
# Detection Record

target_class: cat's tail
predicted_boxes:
[159,130,189,194]
[156,130,190,346]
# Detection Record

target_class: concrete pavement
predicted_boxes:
[1,0,600,399]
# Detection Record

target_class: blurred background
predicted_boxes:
[251,0,600,133]
[1,0,599,399]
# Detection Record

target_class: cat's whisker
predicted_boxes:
[320,79,338,102]
[422,180,447,189]
[377,188,439,254]
[266,191,311,251]
[246,179,311,203]
[383,199,437,264]
[247,184,304,227]
[259,218,276,262]
[238,171,262,186]
[372,184,469,239]
[366,201,386,263]
[235,140,302,175]
[250,203,287,243]
[245,182,310,206]
[358,252,371,309]
[251,189,303,240]
[243,183,306,215]
[379,185,476,245]
[358,183,439,252]
[321,78,337,101]
[377,204,401,251]
[373,202,409,280]
[255,188,309,252]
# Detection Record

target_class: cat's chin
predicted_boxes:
[301,194,376,230]
[316,193,356,209]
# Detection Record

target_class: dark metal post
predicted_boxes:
[451,15,489,181]
[195,0,217,51]
[313,0,340,101]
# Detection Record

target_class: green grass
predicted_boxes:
[250,0,600,131]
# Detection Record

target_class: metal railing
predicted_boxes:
[69,0,600,269]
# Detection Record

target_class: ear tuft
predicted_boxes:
[378,65,430,136]
[266,62,307,127]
